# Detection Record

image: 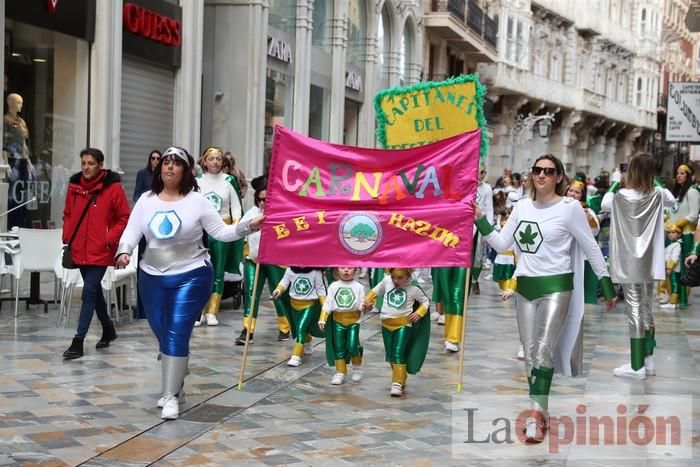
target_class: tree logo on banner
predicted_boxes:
[293,277,313,296]
[338,213,383,256]
[514,221,543,254]
[386,288,407,308]
[334,287,356,308]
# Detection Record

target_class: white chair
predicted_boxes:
[12,228,63,318]
[102,244,138,323]
[54,257,84,328]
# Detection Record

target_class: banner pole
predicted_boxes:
[457,267,472,393]
[238,262,261,390]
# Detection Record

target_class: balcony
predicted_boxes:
[426,0,498,63]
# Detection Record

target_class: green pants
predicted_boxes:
[382,325,410,365]
[679,233,692,307]
[330,320,361,360]
[243,259,290,322]
[291,305,316,345]
[431,267,466,315]
[370,268,385,309]
[583,261,599,305]
[208,237,231,295]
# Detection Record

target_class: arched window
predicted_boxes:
[377,4,391,89]
[636,77,642,106]
[312,0,333,52]
[347,0,367,71]
[268,0,296,34]
[641,8,646,34]
[399,20,414,86]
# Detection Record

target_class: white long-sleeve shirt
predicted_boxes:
[482,197,608,279]
[118,190,252,275]
[197,172,242,222]
[276,268,327,301]
[241,206,261,261]
[322,279,366,323]
[370,275,430,320]
[665,241,682,273]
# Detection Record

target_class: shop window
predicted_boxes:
[309,84,330,141]
[347,0,367,71]
[4,20,89,229]
[264,69,294,172]
[377,4,391,89]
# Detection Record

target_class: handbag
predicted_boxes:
[680,260,700,288]
[62,192,99,269]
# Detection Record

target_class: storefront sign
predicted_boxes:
[345,71,363,92]
[268,37,293,63]
[666,82,700,142]
[374,74,488,158]
[122,0,182,67]
[123,3,181,47]
[6,0,95,42]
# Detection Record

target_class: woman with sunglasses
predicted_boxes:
[115,146,263,420]
[601,153,674,380]
[475,154,616,443]
[133,150,161,202]
[194,147,243,326]
[235,176,293,345]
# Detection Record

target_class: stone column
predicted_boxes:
[0,0,6,230]
[292,0,313,135]
[90,0,123,168]
[328,0,348,143]
[203,0,268,179]
[173,0,204,154]
[357,16,378,148]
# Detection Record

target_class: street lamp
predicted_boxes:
[510,112,556,168]
[536,119,552,138]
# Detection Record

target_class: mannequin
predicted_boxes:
[4,93,29,159]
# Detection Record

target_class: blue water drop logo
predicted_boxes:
[159,216,173,236]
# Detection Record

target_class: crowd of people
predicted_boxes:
[59,145,698,441]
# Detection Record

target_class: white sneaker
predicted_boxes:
[161,395,179,419]
[331,373,345,385]
[390,382,403,397]
[445,341,459,353]
[304,342,313,355]
[430,311,440,321]
[193,314,204,327]
[644,356,656,376]
[205,313,219,326]
[656,294,668,303]
[287,355,302,367]
[351,368,363,382]
[517,345,525,360]
[613,363,646,380]
[157,389,185,408]
[660,303,678,310]
[437,314,445,325]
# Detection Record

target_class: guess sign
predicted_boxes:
[123,2,181,47]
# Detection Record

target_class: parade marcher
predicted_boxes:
[319,267,366,385]
[272,266,327,367]
[492,203,517,301]
[364,268,430,397]
[475,154,616,443]
[659,225,682,310]
[62,148,131,360]
[471,165,494,295]
[667,163,699,308]
[566,179,601,304]
[195,147,242,326]
[115,146,262,420]
[134,150,161,202]
[235,179,292,345]
[601,154,675,380]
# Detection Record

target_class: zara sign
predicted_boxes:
[267,36,293,63]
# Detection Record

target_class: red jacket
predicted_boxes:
[62,170,131,267]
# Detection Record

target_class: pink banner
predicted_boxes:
[257,126,479,268]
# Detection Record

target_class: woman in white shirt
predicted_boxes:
[601,153,674,381]
[475,154,616,444]
[115,146,262,420]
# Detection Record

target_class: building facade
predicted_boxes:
[425,0,663,180]
[0,0,204,230]
[200,0,423,179]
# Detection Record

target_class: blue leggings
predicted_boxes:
[139,265,213,357]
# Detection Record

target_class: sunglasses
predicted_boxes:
[531,166,558,176]
[257,197,266,202]
[150,156,160,161]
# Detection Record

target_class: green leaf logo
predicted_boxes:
[518,224,538,246]
[514,221,543,254]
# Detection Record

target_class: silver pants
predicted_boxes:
[621,282,654,339]
[516,291,571,374]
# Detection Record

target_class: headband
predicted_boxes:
[570,180,586,192]
[669,224,683,234]
[162,146,190,167]
[203,147,223,159]
[678,164,694,176]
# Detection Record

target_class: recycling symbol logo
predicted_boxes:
[334,287,356,308]
[386,288,407,308]
[293,277,313,296]
[514,220,543,254]
[204,192,223,212]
